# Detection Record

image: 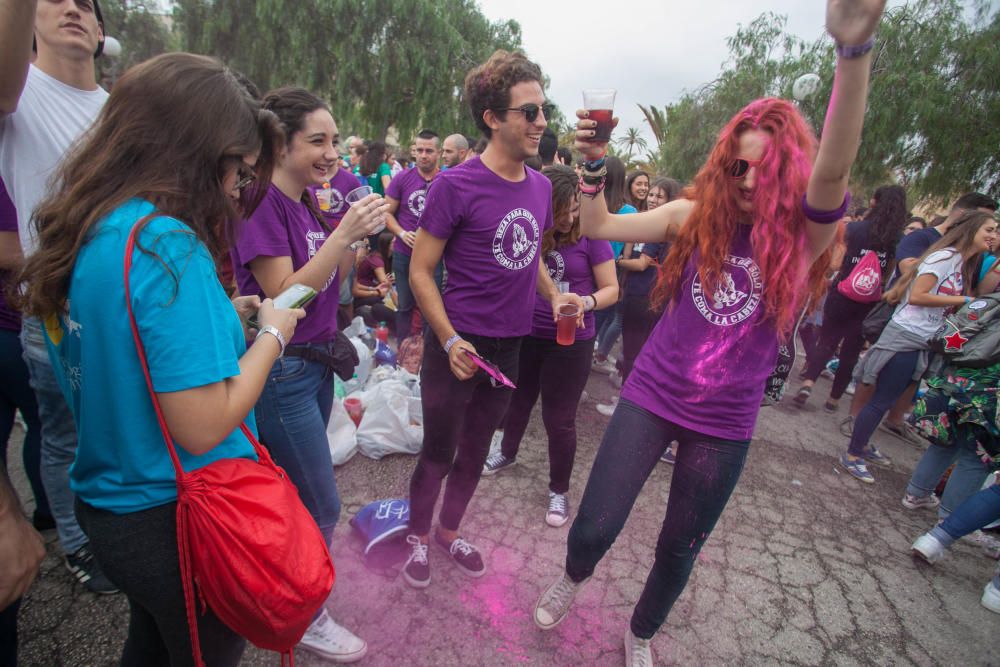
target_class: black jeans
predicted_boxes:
[500,335,593,494]
[803,291,873,399]
[565,399,749,639]
[409,331,521,536]
[75,499,245,667]
[621,295,660,382]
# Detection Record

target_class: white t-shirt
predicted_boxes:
[0,65,108,255]
[891,249,965,338]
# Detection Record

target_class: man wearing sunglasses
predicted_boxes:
[402,50,582,589]
[0,0,117,608]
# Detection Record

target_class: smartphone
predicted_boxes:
[247,283,318,329]
[463,350,516,389]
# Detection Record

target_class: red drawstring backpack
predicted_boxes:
[123,220,335,666]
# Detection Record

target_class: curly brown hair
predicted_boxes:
[464,50,542,139]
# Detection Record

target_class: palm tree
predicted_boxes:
[615,127,648,163]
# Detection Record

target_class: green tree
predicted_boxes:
[96,0,175,86]
[643,1,999,202]
[172,0,522,144]
[615,127,648,164]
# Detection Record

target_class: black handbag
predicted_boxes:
[862,299,895,344]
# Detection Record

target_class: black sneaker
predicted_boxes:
[65,544,118,594]
[434,532,486,578]
[402,535,430,589]
[482,452,515,476]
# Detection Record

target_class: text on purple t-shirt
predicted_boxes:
[621,223,777,441]
[531,236,613,340]
[232,185,340,345]
[419,157,553,338]
[386,167,436,257]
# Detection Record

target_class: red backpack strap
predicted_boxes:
[122,218,205,667]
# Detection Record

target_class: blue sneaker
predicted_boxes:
[660,447,676,465]
[863,445,892,468]
[840,453,874,483]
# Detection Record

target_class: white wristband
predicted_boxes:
[256,325,286,357]
[443,334,461,353]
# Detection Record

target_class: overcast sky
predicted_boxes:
[473,0,901,147]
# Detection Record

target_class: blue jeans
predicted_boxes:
[392,251,443,341]
[566,399,749,639]
[20,318,87,553]
[254,352,340,546]
[847,349,919,457]
[929,484,1000,590]
[595,302,623,358]
[906,431,990,519]
[0,328,49,519]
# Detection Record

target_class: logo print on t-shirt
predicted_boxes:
[938,272,963,296]
[691,255,762,326]
[306,231,336,291]
[407,189,427,218]
[493,208,540,271]
[545,251,565,281]
[327,189,345,215]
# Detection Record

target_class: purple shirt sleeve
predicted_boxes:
[589,239,614,265]
[386,172,403,201]
[233,190,291,266]
[419,176,461,240]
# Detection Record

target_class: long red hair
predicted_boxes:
[651,98,823,336]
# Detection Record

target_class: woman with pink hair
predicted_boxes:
[533,1,888,663]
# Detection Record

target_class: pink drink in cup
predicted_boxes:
[582,89,616,143]
[343,397,364,427]
[556,304,581,346]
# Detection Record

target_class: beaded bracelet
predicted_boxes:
[801,192,851,224]
[579,177,606,199]
[836,39,875,59]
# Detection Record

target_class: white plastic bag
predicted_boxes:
[327,397,359,466]
[355,379,423,460]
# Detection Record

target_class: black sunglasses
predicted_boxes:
[495,103,555,124]
[728,157,763,179]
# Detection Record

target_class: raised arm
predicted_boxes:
[804,0,888,259]
[0,0,37,115]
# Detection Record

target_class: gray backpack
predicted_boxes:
[929,295,1000,368]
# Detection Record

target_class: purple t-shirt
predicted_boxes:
[420,156,553,338]
[309,167,362,225]
[0,180,18,331]
[531,237,613,340]
[357,254,384,288]
[386,167,435,257]
[622,223,777,441]
[232,185,340,345]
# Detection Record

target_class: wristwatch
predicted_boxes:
[256,325,287,357]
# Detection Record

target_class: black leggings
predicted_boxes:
[802,291,874,399]
[409,332,520,536]
[75,499,245,667]
[621,295,660,382]
[500,335,593,493]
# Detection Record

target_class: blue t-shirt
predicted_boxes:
[979,252,997,283]
[610,204,637,258]
[45,199,256,514]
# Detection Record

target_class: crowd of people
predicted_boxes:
[1,0,998,666]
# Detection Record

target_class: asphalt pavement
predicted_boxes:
[8,355,999,666]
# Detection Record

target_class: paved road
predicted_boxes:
[9,357,999,666]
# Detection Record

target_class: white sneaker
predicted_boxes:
[546,492,569,527]
[982,581,1000,614]
[625,627,654,667]
[534,572,588,629]
[968,530,1000,559]
[596,395,619,417]
[592,357,617,375]
[298,609,368,663]
[911,533,947,564]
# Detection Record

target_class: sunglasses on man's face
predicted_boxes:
[495,102,555,124]
[729,157,763,179]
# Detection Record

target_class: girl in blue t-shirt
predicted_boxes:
[16,53,303,666]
